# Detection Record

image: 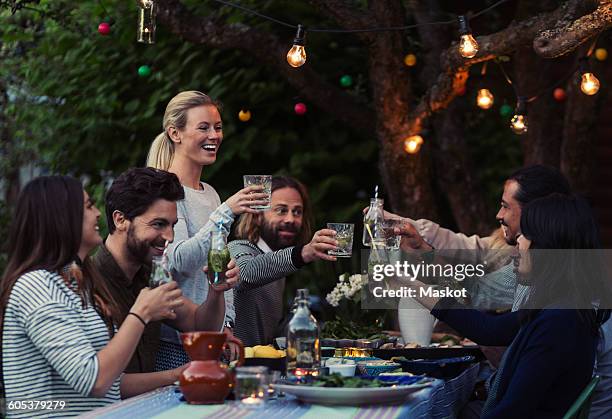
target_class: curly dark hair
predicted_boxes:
[105,167,184,234]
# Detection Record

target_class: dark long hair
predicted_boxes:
[0,176,83,404]
[234,176,313,246]
[519,194,611,331]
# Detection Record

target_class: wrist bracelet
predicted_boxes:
[128,312,147,327]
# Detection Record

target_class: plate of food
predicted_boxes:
[272,375,432,406]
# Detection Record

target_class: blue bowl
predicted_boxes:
[358,362,402,377]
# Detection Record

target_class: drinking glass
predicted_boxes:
[235,366,268,408]
[149,256,171,288]
[327,223,355,258]
[243,175,272,211]
[382,219,402,250]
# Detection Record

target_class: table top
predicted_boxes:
[82,363,480,419]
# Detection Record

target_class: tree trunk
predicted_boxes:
[432,101,493,235]
[410,0,492,234]
[560,54,603,195]
[367,0,439,219]
[512,46,564,167]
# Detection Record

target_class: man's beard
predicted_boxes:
[260,219,299,250]
[126,224,160,265]
[499,220,518,246]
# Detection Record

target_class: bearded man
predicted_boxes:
[229,176,337,346]
[92,167,238,373]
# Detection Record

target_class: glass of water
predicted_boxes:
[382,219,402,250]
[235,366,268,408]
[327,223,355,258]
[149,256,171,288]
[243,175,272,211]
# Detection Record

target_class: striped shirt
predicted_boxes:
[228,239,305,346]
[2,269,120,418]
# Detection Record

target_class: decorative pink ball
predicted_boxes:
[294,102,307,115]
[98,22,111,36]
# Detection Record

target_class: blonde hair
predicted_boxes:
[146,90,220,170]
[484,227,513,271]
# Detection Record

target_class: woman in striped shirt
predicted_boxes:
[0,176,183,417]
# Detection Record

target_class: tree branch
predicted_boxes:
[534,0,610,58]
[307,0,374,43]
[405,0,593,136]
[155,0,375,138]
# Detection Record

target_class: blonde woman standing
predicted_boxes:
[147,91,267,369]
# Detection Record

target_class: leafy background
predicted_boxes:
[0,0,521,316]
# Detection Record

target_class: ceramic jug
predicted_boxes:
[179,331,245,404]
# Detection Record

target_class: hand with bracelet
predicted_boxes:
[130,281,184,324]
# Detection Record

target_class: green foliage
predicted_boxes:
[0,1,521,316]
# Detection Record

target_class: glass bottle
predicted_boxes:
[207,224,231,286]
[362,198,385,247]
[287,289,320,381]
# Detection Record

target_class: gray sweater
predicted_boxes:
[160,183,235,345]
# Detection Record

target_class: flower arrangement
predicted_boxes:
[326,273,367,307]
[323,273,387,339]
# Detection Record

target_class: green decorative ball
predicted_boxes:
[500,104,513,117]
[138,65,152,77]
[340,75,353,87]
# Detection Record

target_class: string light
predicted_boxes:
[581,72,600,95]
[510,97,528,135]
[404,135,424,154]
[457,16,478,59]
[137,0,156,44]
[287,25,306,68]
[476,88,494,109]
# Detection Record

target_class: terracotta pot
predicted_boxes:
[179,331,245,404]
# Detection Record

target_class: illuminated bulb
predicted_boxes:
[476,88,494,109]
[458,16,478,59]
[510,97,528,135]
[459,34,479,58]
[510,115,528,135]
[404,135,424,154]
[580,73,600,95]
[287,25,306,68]
[137,0,156,44]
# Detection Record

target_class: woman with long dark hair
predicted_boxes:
[0,176,183,418]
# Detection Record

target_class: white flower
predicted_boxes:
[325,273,366,306]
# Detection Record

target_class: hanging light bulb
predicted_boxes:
[476,88,494,109]
[457,15,478,59]
[510,97,528,135]
[286,25,306,68]
[137,0,156,44]
[404,135,424,154]
[579,57,600,96]
[581,73,600,95]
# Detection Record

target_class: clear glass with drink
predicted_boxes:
[243,175,272,211]
[327,223,354,258]
[149,256,171,288]
[207,225,231,286]
[382,219,402,250]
